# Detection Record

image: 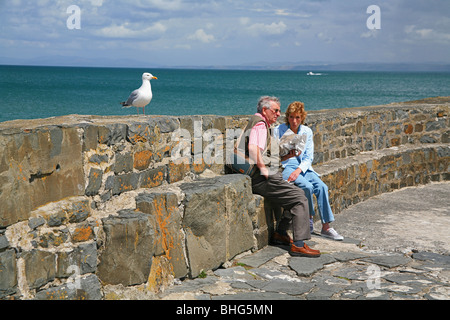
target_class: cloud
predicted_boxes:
[246,21,287,37]
[94,22,167,39]
[360,30,379,39]
[188,29,215,43]
[0,0,449,66]
[404,25,450,44]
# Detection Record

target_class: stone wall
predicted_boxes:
[0,97,448,299]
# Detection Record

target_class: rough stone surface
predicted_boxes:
[0,98,449,300]
[135,192,188,279]
[155,183,450,301]
[180,175,254,278]
[97,210,157,286]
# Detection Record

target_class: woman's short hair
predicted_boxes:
[285,101,307,125]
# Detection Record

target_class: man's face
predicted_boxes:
[262,101,281,125]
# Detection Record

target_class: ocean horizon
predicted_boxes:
[1,65,449,124]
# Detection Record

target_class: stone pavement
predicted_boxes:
[109,182,450,300]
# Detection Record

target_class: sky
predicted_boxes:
[0,0,449,68]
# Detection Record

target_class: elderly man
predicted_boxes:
[245,96,320,258]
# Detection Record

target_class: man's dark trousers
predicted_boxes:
[252,172,311,242]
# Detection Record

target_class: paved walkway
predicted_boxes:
[154,182,450,300]
[105,182,449,300]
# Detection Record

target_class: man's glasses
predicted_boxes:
[269,108,281,114]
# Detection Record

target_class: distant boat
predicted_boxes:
[307,71,323,76]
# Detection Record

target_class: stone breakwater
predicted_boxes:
[0,97,448,300]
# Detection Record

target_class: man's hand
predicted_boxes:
[249,143,270,179]
[259,166,269,179]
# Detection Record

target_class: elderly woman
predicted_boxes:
[274,101,344,241]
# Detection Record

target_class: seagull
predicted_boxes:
[121,72,157,115]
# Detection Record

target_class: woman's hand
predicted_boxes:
[281,149,300,162]
[287,167,302,183]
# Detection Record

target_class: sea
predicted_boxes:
[1,65,449,123]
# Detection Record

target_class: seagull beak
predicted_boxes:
[152,76,158,80]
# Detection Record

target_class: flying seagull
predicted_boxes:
[121,72,157,115]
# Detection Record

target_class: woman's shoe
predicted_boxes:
[321,228,344,241]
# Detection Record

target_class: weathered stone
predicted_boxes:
[134,150,153,170]
[146,255,175,294]
[261,279,315,296]
[0,99,448,300]
[136,192,188,279]
[97,210,157,286]
[0,234,10,250]
[139,166,166,189]
[180,175,254,278]
[38,229,69,248]
[85,168,103,196]
[289,254,337,277]
[114,152,133,173]
[34,274,102,300]
[155,117,179,133]
[98,123,127,146]
[22,249,56,290]
[56,242,97,277]
[213,266,256,282]
[127,121,157,144]
[71,223,95,243]
[0,249,17,298]
[31,197,90,227]
[362,254,412,268]
[28,216,45,230]
[88,153,109,164]
[0,126,84,228]
[112,172,140,195]
[237,246,286,268]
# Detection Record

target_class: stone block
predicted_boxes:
[0,126,84,227]
[32,197,90,227]
[56,242,97,277]
[167,161,191,184]
[98,123,127,146]
[0,249,17,298]
[140,166,166,189]
[85,168,103,196]
[34,274,102,300]
[114,152,133,173]
[127,121,158,144]
[180,175,254,278]
[136,192,188,279]
[22,249,56,290]
[134,150,153,170]
[97,210,157,286]
[112,172,140,195]
[71,224,95,243]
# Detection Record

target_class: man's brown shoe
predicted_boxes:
[289,243,321,258]
[271,232,293,246]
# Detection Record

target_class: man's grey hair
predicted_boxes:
[257,96,280,113]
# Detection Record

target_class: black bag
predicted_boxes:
[226,118,270,177]
[227,147,258,176]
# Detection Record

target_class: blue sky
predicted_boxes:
[0,0,449,67]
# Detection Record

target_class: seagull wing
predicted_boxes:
[121,89,140,107]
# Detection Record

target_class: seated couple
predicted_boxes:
[246,96,343,258]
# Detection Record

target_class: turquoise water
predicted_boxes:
[1,65,449,123]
